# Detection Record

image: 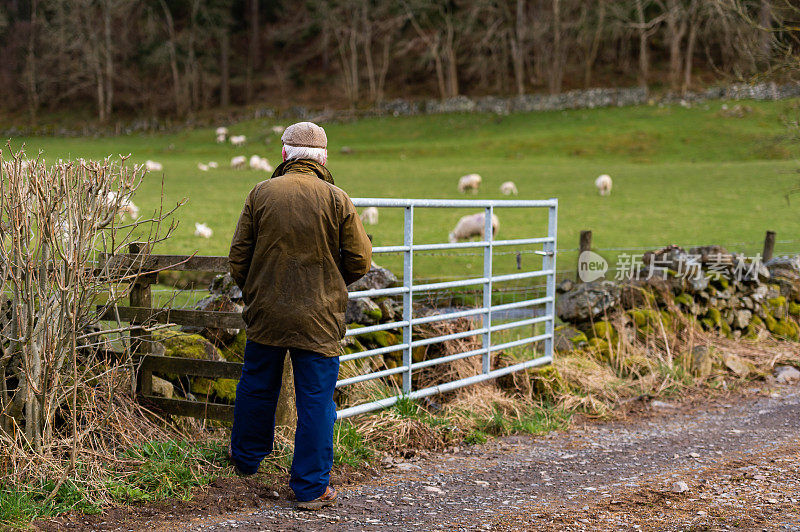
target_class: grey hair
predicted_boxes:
[283,145,327,165]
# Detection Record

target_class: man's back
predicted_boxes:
[229,161,372,356]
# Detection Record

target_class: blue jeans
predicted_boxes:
[230,340,340,502]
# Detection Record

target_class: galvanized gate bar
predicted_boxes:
[338,198,558,419]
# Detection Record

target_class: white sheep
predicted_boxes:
[197,163,209,172]
[249,155,273,172]
[458,173,482,194]
[145,160,163,172]
[207,161,218,169]
[230,135,247,147]
[194,222,213,239]
[499,181,518,195]
[360,207,379,225]
[216,134,227,144]
[271,125,285,134]
[231,156,247,170]
[595,174,612,196]
[215,126,229,137]
[120,199,140,220]
[448,212,499,243]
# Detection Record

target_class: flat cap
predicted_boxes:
[281,121,327,149]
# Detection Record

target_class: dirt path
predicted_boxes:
[44,383,800,531]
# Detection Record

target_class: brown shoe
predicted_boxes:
[295,486,337,510]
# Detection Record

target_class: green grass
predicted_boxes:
[8,98,800,283]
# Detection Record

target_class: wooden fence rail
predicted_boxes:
[105,243,243,422]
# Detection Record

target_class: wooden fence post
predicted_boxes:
[576,230,592,283]
[763,231,776,262]
[129,242,155,396]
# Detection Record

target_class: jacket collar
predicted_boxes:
[271,159,334,185]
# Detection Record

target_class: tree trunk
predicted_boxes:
[683,13,698,93]
[510,0,526,95]
[103,0,113,119]
[246,0,260,103]
[25,0,39,123]
[758,0,773,62]
[635,0,650,91]
[549,0,562,94]
[665,0,688,91]
[220,29,230,107]
[584,0,605,88]
[159,0,184,114]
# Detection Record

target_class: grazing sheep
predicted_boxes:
[231,156,247,170]
[207,161,219,169]
[120,199,140,220]
[457,173,482,194]
[271,125,285,134]
[216,134,227,144]
[249,155,273,172]
[194,222,213,239]
[499,181,518,195]
[595,174,612,196]
[230,135,247,147]
[448,212,499,243]
[145,160,163,172]
[215,126,229,137]
[360,207,379,225]
[197,163,209,172]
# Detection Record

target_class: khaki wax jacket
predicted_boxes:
[228,159,372,356]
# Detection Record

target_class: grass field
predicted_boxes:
[8,99,800,282]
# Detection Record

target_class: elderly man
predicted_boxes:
[228,121,372,510]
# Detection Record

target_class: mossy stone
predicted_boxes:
[590,321,618,343]
[767,296,788,318]
[530,365,566,398]
[705,308,722,327]
[213,378,237,402]
[675,293,694,307]
[191,377,214,396]
[412,345,427,363]
[153,330,224,361]
[220,330,247,362]
[789,301,800,317]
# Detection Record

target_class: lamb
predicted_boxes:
[194,222,213,239]
[448,212,499,243]
[216,134,227,144]
[207,161,219,169]
[595,174,612,196]
[499,181,518,195]
[360,207,379,225]
[231,156,247,170]
[215,126,229,137]
[457,173,482,194]
[144,160,163,172]
[230,135,247,147]
[270,125,285,134]
[197,163,209,172]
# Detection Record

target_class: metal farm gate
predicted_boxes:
[339,198,557,418]
[108,198,558,421]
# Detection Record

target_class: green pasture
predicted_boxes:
[8,99,800,283]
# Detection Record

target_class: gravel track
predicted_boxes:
[181,384,800,531]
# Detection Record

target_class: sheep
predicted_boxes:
[448,212,499,243]
[270,125,285,134]
[215,126,229,137]
[194,222,213,239]
[595,174,612,196]
[231,155,247,170]
[119,199,140,220]
[197,163,209,172]
[144,160,163,172]
[499,181,518,195]
[249,155,273,172]
[360,207,379,225]
[230,135,247,147]
[216,134,227,144]
[207,161,219,169]
[457,173,482,194]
